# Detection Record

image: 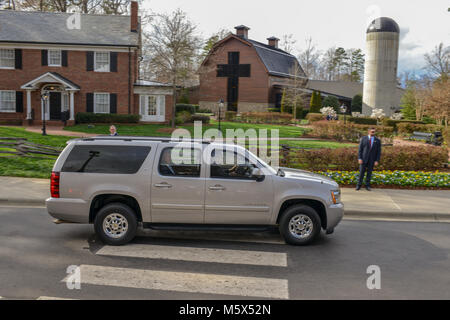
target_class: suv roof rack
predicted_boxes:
[78,136,212,144]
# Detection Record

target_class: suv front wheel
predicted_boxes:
[94,203,138,246]
[279,205,321,245]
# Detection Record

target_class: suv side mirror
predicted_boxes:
[251,168,265,182]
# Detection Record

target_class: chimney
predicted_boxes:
[130,1,138,32]
[235,25,250,39]
[267,37,280,49]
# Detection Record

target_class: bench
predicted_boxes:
[409,131,443,146]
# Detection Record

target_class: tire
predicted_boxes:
[279,205,321,245]
[94,202,138,246]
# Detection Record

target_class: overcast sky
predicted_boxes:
[142,0,450,76]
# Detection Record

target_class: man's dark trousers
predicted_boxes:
[357,136,381,187]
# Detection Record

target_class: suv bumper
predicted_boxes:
[46,197,89,224]
[327,202,344,230]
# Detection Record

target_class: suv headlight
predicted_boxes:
[331,190,341,204]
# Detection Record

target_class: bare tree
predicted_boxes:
[284,61,308,120]
[298,37,320,79]
[280,34,297,54]
[143,9,201,127]
[424,43,450,79]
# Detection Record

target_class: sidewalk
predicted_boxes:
[0,176,449,222]
[25,126,97,137]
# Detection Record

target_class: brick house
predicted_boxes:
[199,25,307,114]
[0,2,173,126]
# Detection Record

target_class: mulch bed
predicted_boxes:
[341,184,450,190]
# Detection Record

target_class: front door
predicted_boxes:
[204,147,274,224]
[150,143,205,223]
[140,95,165,122]
[49,92,61,120]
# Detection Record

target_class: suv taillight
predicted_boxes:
[50,171,60,198]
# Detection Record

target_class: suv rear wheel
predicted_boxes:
[279,205,321,245]
[94,203,138,246]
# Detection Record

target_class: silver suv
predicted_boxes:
[46,137,344,246]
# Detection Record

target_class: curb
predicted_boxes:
[344,210,450,222]
[0,199,46,206]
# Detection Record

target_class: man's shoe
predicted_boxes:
[365,186,371,191]
[356,185,361,191]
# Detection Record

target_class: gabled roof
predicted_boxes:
[203,34,306,79]
[0,10,139,47]
[21,72,80,90]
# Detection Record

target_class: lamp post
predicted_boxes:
[340,104,347,125]
[41,91,49,136]
[218,99,224,133]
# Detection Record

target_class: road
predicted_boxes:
[0,205,449,300]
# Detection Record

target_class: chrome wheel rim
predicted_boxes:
[103,213,128,239]
[289,214,313,239]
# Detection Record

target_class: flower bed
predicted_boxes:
[316,170,450,188]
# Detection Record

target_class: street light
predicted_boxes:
[218,99,224,133]
[41,91,49,136]
[340,104,347,125]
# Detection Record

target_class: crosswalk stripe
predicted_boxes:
[36,296,77,300]
[64,264,289,299]
[96,244,287,267]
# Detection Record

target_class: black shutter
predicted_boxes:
[86,51,94,71]
[14,49,22,69]
[15,91,23,113]
[110,52,118,72]
[110,93,117,114]
[86,93,94,112]
[62,50,68,67]
[41,50,48,66]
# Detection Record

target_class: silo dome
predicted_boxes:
[366,17,400,33]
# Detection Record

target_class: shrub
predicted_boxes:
[176,104,198,114]
[293,106,303,120]
[382,119,425,130]
[225,111,237,121]
[75,112,140,124]
[321,95,340,112]
[348,117,378,125]
[290,146,448,171]
[305,113,324,122]
[197,108,212,114]
[396,123,443,135]
[190,114,210,124]
[175,111,192,125]
[238,112,292,125]
[300,110,309,119]
[311,121,394,142]
[310,91,322,113]
[268,108,280,113]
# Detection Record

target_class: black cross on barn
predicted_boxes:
[217,52,250,111]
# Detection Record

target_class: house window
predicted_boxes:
[62,93,69,112]
[0,49,15,69]
[148,96,157,115]
[94,93,110,113]
[48,50,61,66]
[94,52,110,72]
[0,91,16,112]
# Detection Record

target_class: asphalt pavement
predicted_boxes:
[0,205,449,300]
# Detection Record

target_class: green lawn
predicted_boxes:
[64,120,308,138]
[0,126,72,148]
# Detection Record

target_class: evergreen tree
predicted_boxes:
[400,83,418,120]
[351,94,363,113]
[322,95,340,112]
[280,88,287,113]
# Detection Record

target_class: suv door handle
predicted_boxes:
[209,185,226,191]
[154,182,172,188]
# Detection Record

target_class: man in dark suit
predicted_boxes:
[357,128,381,191]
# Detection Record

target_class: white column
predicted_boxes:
[26,90,32,120]
[69,91,75,120]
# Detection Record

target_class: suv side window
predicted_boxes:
[159,147,201,177]
[62,145,151,174]
[210,149,257,180]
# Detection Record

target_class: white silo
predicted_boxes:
[362,17,400,117]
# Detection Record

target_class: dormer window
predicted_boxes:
[48,50,62,67]
[0,49,15,69]
[94,52,110,72]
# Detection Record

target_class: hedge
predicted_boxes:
[176,104,199,114]
[311,121,394,142]
[305,113,324,122]
[347,117,378,125]
[238,112,292,125]
[288,146,448,171]
[190,114,210,124]
[268,108,280,113]
[396,123,443,135]
[382,119,425,130]
[225,111,237,121]
[75,112,140,124]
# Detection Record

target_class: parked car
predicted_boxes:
[46,137,344,246]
